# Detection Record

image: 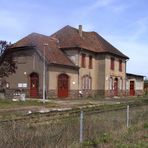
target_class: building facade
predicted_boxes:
[3,25,144,99]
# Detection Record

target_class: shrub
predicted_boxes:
[99,132,111,143]
[143,122,148,129]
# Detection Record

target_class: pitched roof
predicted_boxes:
[51,25,129,59]
[11,33,77,67]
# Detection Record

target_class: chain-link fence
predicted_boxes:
[0,105,147,148]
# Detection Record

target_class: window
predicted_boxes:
[81,53,86,68]
[119,60,122,72]
[110,57,115,70]
[119,78,123,90]
[82,75,92,90]
[109,77,113,90]
[89,55,93,69]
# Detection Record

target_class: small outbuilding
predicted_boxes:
[126,73,144,96]
[144,80,148,95]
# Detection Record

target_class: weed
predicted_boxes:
[83,139,99,147]
[99,132,111,143]
[143,122,148,129]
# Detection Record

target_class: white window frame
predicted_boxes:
[82,75,92,90]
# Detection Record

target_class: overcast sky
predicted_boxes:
[0,0,148,77]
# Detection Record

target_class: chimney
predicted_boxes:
[79,25,82,37]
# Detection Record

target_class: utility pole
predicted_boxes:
[43,43,48,103]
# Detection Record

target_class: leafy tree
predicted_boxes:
[0,40,16,78]
[0,41,8,55]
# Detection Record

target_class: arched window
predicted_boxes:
[82,75,92,90]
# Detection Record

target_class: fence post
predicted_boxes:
[80,110,83,143]
[126,105,129,128]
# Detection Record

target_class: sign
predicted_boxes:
[18,83,27,88]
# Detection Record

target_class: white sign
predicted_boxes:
[18,83,27,88]
[23,83,27,88]
[18,83,23,88]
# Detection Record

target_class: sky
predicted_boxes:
[0,0,148,77]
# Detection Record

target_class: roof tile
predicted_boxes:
[11,33,76,67]
[51,25,129,59]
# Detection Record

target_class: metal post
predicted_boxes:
[80,110,83,143]
[43,43,48,103]
[126,105,129,128]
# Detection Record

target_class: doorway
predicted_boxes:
[58,74,69,98]
[30,72,39,98]
[130,81,135,96]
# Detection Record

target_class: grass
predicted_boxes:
[0,99,59,121]
[0,99,59,109]
[0,103,147,147]
[0,95,147,109]
[113,122,148,148]
[0,97,147,121]
[80,105,148,148]
[0,99,41,108]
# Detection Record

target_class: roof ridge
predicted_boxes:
[28,32,50,38]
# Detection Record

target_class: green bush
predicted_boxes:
[99,132,111,143]
[143,122,148,129]
[83,139,99,147]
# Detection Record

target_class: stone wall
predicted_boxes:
[0,92,5,99]
[5,88,29,99]
[47,89,104,99]
[105,90,127,98]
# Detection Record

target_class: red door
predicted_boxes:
[130,81,135,96]
[30,73,39,98]
[58,74,69,98]
[114,78,118,96]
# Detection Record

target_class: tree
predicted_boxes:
[0,41,8,55]
[0,41,16,78]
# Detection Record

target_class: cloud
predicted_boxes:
[83,0,130,14]
[129,17,148,41]
[0,10,22,30]
[89,0,114,10]
[74,0,114,18]
[111,3,130,13]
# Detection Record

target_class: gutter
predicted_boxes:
[48,63,80,70]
